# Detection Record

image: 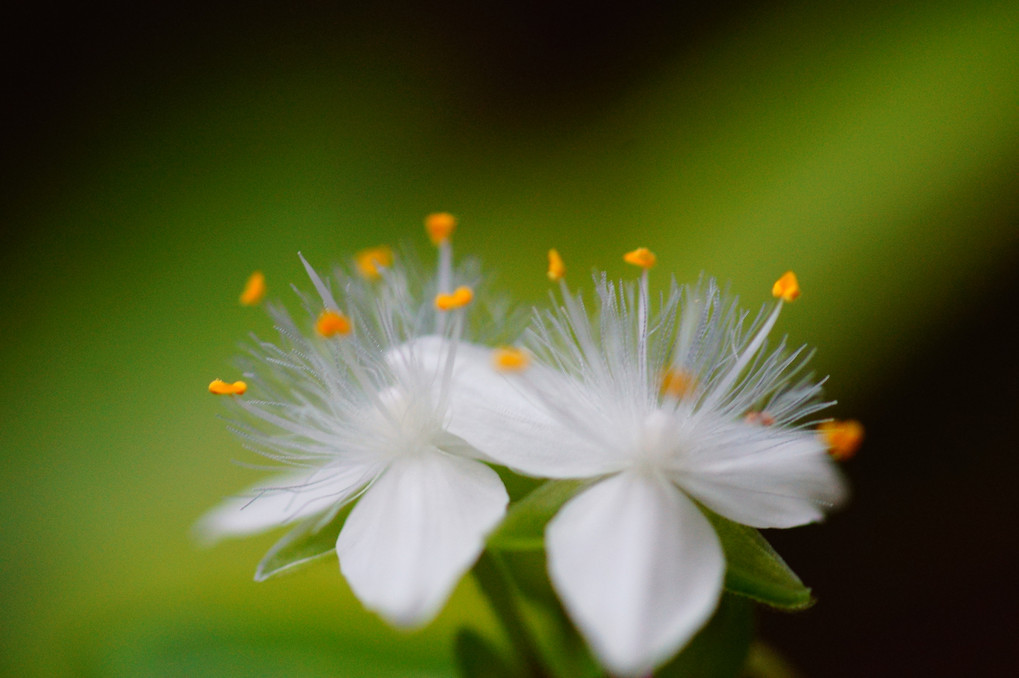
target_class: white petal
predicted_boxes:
[398,335,623,478]
[675,423,848,528]
[449,363,624,478]
[546,471,724,677]
[431,430,495,464]
[194,464,377,544]
[448,394,622,478]
[385,334,492,387]
[336,451,508,627]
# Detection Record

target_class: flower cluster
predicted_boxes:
[200,214,857,677]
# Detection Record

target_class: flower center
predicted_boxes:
[628,409,683,473]
[368,386,443,460]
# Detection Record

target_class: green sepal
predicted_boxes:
[486,479,587,551]
[658,593,754,678]
[453,628,520,678]
[493,466,544,502]
[703,510,814,610]
[254,512,344,581]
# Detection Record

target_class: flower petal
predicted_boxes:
[675,422,848,528]
[194,464,377,544]
[546,471,724,677]
[396,335,623,478]
[336,451,508,627]
[449,365,623,478]
[385,335,494,390]
[448,393,622,478]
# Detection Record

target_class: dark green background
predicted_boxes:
[3,2,1017,675]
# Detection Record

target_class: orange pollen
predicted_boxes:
[434,286,474,311]
[239,271,267,306]
[772,271,800,302]
[661,368,695,398]
[316,310,352,337]
[354,246,394,280]
[744,411,776,426]
[819,420,864,461]
[209,379,247,395]
[547,248,566,282]
[623,247,657,269]
[492,346,530,372]
[425,212,457,245]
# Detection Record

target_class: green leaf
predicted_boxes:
[702,511,813,610]
[254,513,344,581]
[487,480,587,551]
[657,594,754,678]
[453,628,519,678]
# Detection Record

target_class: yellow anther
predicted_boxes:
[547,249,566,282]
[434,286,474,311]
[623,247,657,269]
[744,411,776,426]
[209,379,247,395]
[316,309,352,337]
[355,245,394,280]
[772,271,800,303]
[239,271,266,306]
[661,368,696,399]
[425,212,457,246]
[819,420,864,461]
[492,346,530,372]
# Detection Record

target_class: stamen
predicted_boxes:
[209,379,247,395]
[772,271,800,302]
[700,278,785,411]
[492,346,530,372]
[316,310,352,337]
[239,271,266,306]
[354,246,393,280]
[299,253,342,310]
[661,368,696,399]
[434,286,474,311]
[625,248,656,390]
[744,411,775,426]
[819,420,864,460]
[425,212,457,246]
[434,310,465,414]
[547,249,566,281]
[623,247,657,269]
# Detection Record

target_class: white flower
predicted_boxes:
[448,258,847,676]
[198,221,512,628]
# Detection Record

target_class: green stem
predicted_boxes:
[472,549,551,678]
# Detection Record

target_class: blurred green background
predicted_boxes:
[3,1,1017,675]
